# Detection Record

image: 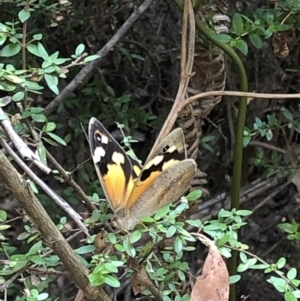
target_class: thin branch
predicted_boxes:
[0,139,89,237]
[0,108,51,174]
[248,141,287,154]
[147,0,195,159]
[43,0,155,116]
[182,90,300,111]
[46,150,96,212]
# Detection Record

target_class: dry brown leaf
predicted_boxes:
[94,230,114,254]
[129,258,163,300]
[191,233,229,301]
[131,268,150,295]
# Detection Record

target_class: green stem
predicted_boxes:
[173,2,248,300]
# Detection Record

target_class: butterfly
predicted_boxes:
[88,117,197,231]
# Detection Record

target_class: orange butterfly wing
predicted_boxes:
[88,118,141,212]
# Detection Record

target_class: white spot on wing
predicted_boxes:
[101,135,109,144]
[144,155,164,169]
[112,152,125,164]
[93,147,105,163]
[167,145,176,153]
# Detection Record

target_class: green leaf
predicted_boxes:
[186,189,202,201]
[232,13,244,36]
[292,290,300,298]
[4,74,23,84]
[27,44,41,57]
[278,223,294,234]
[129,230,141,244]
[56,59,71,66]
[102,263,118,273]
[239,252,247,263]
[186,219,202,228]
[166,225,177,238]
[277,257,286,269]
[154,205,169,220]
[249,33,262,49]
[250,263,269,269]
[140,216,155,223]
[49,51,59,62]
[0,81,17,92]
[18,9,30,23]
[287,268,297,280]
[17,232,30,240]
[266,129,273,141]
[46,132,67,146]
[75,44,85,56]
[44,66,56,74]
[0,33,7,46]
[236,210,252,216]
[107,233,116,244]
[28,241,42,255]
[177,270,185,281]
[237,263,248,273]
[75,245,96,254]
[212,34,232,43]
[37,145,47,165]
[123,238,136,257]
[33,34,42,40]
[282,109,293,121]
[230,275,241,284]
[0,210,7,222]
[285,292,297,301]
[217,234,230,246]
[0,113,8,120]
[30,107,44,114]
[43,122,56,132]
[234,39,248,55]
[88,273,105,286]
[44,73,59,95]
[31,113,47,123]
[29,180,38,193]
[104,275,120,288]
[106,85,115,97]
[114,244,124,252]
[174,236,183,254]
[0,43,22,57]
[84,54,100,63]
[28,255,45,265]
[12,91,24,102]
[37,42,49,60]
[218,209,232,218]
[37,293,48,301]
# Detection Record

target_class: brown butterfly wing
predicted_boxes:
[125,128,187,213]
[119,159,197,230]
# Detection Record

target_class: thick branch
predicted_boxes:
[0,150,111,301]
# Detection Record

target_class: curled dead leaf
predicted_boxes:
[191,233,229,301]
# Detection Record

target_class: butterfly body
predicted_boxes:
[89,117,196,230]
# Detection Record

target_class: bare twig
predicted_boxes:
[0,108,51,174]
[248,141,287,154]
[0,139,89,237]
[43,0,155,116]
[46,150,96,212]
[147,0,195,159]
[182,90,300,110]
